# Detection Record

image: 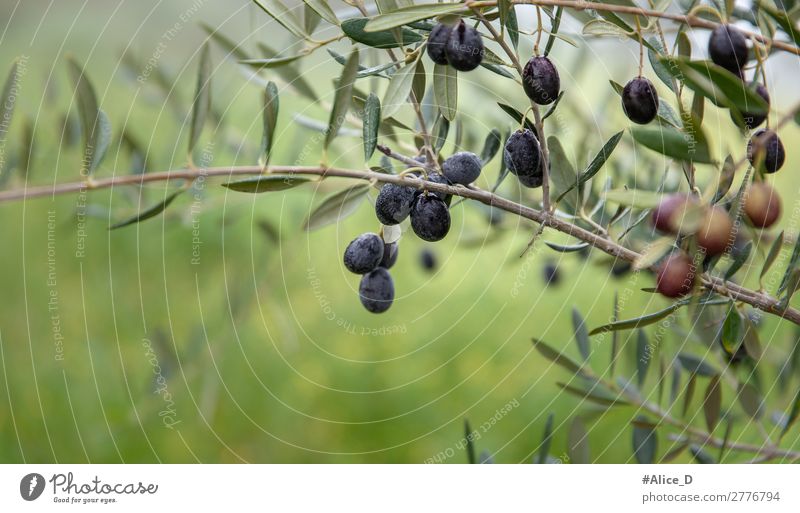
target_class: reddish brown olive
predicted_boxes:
[656,252,696,298]
[651,194,697,234]
[744,182,781,229]
[696,206,734,256]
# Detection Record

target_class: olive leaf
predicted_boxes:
[532,338,584,374]
[325,48,359,149]
[658,56,768,115]
[110,190,183,230]
[567,416,590,464]
[252,0,308,40]
[677,353,719,377]
[301,0,339,26]
[761,231,784,283]
[536,413,554,464]
[188,43,212,156]
[66,56,112,175]
[382,58,418,118]
[630,123,714,164]
[572,308,590,361]
[632,417,658,464]
[363,93,381,161]
[302,183,370,231]
[548,136,578,212]
[222,175,312,193]
[555,130,623,204]
[636,330,650,387]
[342,18,422,49]
[544,6,563,56]
[738,382,764,420]
[433,63,457,122]
[260,81,279,166]
[781,388,800,440]
[0,59,21,141]
[480,128,502,165]
[703,376,722,432]
[363,3,467,32]
[496,102,537,133]
[201,23,250,61]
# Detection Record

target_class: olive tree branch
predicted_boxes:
[466,0,800,56]
[3,163,800,325]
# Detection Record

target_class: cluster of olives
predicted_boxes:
[651,180,781,298]
[345,153,483,313]
[427,19,484,71]
[343,233,398,313]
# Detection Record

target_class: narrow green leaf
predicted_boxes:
[0,59,21,143]
[724,240,751,280]
[557,381,628,407]
[742,318,763,361]
[532,338,583,374]
[648,38,676,92]
[411,59,426,105]
[555,131,623,204]
[720,306,742,355]
[677,353,719,377]
[496,102,536,132]
[342,17,422,48]
[433,63,457,121]
[737,382,764,420]
[548,136,578,212]
[464,419,476,464]
[325,48,359,149]
[761,231,784,282]
[682,374,697,417]
[480,128,502,166]
[536,413,554,464]
[252,0,308,40]
[630,124,714,164]
[222,175,312,193]
[261,81,279,166]
[544,241,589,253]
[713,155,735,203]
[302,0,339,26]
[302,183,370,231]
[544,6,563,56]
[572,308,590,361]
[591,301,681,335]
[506,4,520,49]
[382,58,417,118]
[658,56,768,115]
[188,43,212,155]
[567,416,590,464]
[256,43,317,101]
[780,387,800,440]
[542,91,565,121]
[636,330,650,388]
[66,55,112,174]
[778,229,800,295]
[364,3,466,32]
[363,93,381,161]
[303,4,322,34]
[703,376,722,432]
[632,416,658,464]
[201,23,250,61]
[110,190,183,230]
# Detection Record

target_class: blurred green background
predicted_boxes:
[1,0,799,463]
